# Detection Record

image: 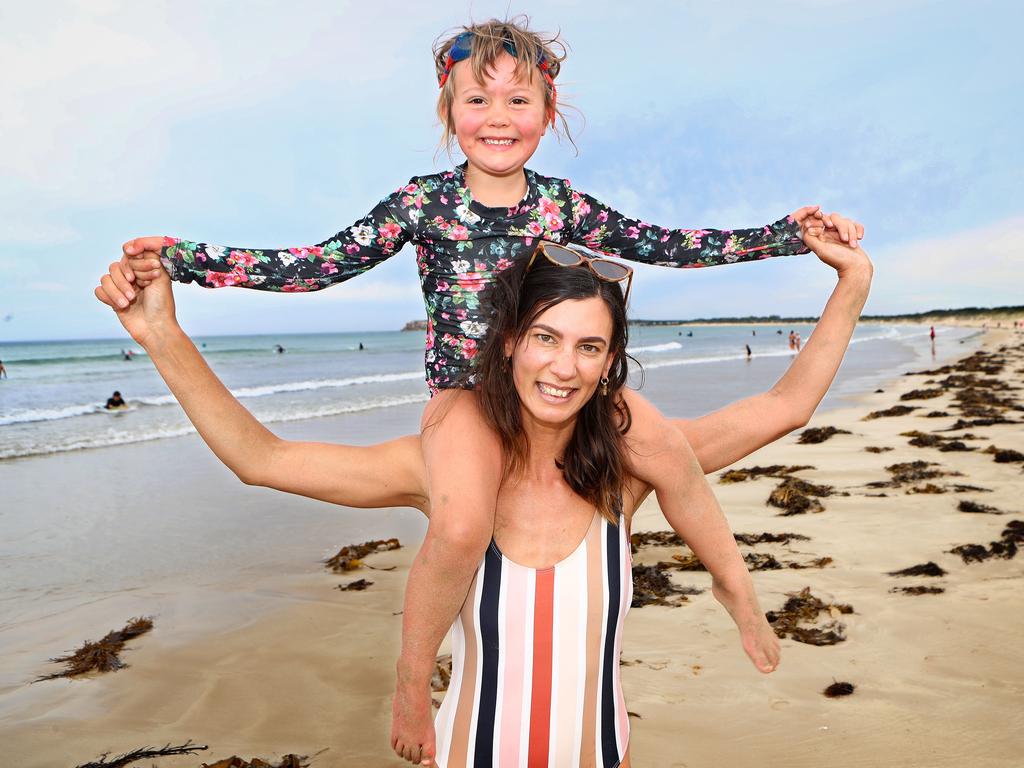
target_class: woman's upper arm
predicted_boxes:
[263,434,429,512]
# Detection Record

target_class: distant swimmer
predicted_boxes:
[745,344,752,359]
[777,329,783,335]
[686,331,693,337]
[788,331,796,351]
[752,329,756,336]
[105,391,126,410]
[121,348,135,361]
[359,342,365,350]
[795,332,802,351]
[274,344,285,354]
[0,359,7,379]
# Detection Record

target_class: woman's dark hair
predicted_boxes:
[473,255,636,524]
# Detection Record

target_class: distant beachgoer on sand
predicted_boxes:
[929,326,935,341]
[105,391,126,409]
[0,359,7,379]
[745,343,752,359]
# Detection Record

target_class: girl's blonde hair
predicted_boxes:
[432,16,577,157]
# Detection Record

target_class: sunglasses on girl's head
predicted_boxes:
[525,242,633,306]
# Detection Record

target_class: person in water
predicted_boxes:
[109,16,864,759]
[97,223,871,766]
[105,391,126,409]
[0,359,7,379]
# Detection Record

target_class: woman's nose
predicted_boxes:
[548,348,576,379]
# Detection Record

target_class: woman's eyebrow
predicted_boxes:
[532,323,608,346]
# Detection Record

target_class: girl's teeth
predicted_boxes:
[483,139,514,145]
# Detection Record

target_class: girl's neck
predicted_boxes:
[463,162,529,208]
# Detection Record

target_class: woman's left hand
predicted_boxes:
[741,620,781,674]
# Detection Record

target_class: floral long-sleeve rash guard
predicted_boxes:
[160,163,808,392]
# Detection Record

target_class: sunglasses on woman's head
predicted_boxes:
[525,242,633,307]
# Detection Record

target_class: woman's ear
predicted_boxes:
[503,334,515,359]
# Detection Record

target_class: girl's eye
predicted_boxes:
[510,97,528,105]
[468,97,485,105]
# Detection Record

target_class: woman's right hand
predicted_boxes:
[94,258,178,348]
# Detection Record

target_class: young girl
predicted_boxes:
[113,16,862,763]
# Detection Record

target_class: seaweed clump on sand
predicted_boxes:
[890,585,945,595]
[867,460,958,491]
[337,579,373,591]
[983,446,1024,464]
[863,405,918,420]
[718,465,814,484]
[949,520,1024,563]
[733,532,811,546]
[924,411,951,418]
[630,530,685,552]
[887,562,947,577]
[631,565,704,608]
[767,477,834,516]
[899,388,945,401]
[75,741,208,768]
[823,681,856,698]
[797,426,852,444]
[957,500,1006,515]
[324,538,401,572]
[36,617,153,682]
[665,551,831,572]
[765,587,853,646]
[899,430,977,452]
[864,446,894,453]
[202,755,312,768]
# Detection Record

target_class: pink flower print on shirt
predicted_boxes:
[228,250,258,269]
[450,224,470,241]
[527,221,544,236]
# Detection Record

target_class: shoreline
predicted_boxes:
[2,327,1022,766]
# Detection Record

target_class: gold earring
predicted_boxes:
[600,376,609,396]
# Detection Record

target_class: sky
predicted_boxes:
[1,0,1021,341]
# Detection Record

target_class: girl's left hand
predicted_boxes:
[792,205,865,248]
[741,620,781,674]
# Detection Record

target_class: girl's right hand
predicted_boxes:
[94,258,178,347]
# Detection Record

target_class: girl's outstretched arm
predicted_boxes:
[94,262,428,512]
[120,183,416,294]
[569,184,830,267]
[674,226,873,474]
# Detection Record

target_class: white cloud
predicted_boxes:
[868,214,1023,311]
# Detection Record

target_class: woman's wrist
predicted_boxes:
[139,323,186,357]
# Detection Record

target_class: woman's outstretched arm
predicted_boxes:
[675,222,873,474]
[95,261,428,512]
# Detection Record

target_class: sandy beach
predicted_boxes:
[2,325,1023,767]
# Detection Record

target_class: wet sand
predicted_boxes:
[1,326,1022,767]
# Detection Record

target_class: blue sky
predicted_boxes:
[1,0,1021,341]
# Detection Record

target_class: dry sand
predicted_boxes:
[2,327,1022,767]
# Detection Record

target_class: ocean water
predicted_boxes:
[0,323,980,461]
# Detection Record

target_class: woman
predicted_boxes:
[95,228,871,767]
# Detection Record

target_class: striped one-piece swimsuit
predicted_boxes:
[434,510,633,768]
